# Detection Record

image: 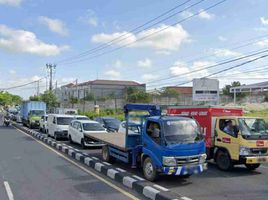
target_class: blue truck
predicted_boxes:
[86,104,207,181]
[21,101,46,129]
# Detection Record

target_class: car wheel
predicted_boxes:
[143,157,158,181]
[81,139,86,149]
[69,135,73,144]
[216,149,233,171]
[245,163,260,170]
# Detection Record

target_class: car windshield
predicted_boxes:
[76,117,89,120]
[163,119,203,145]
[57,117,73,125]
[30,110,44,117]
[239,118,268,138]
[104,118,121,127]
[83,123,106,131]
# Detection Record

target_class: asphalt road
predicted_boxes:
[54,132,268,200]
[0,126,144,200]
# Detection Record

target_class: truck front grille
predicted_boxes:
[175,155,199,166]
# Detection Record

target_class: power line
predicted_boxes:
[146,53,268,91]
[56,0,195,64]
[146,48,268,87]
[0,77,46,91]
[60,0,227,66]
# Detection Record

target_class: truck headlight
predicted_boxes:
[240,146,251,156]
[162,156,176,167]
[199,154,207,163]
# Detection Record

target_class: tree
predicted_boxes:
[0,91,22,106]
[222,81,246,99]
[69,96,79,108]
[40,91,58,110]
[83,92,95,101]
[126,87,152,103]
[29,95,41,101]
[159,87,180,105]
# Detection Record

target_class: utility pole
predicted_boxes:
[46,63,56,91]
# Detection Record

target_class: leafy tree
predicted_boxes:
[83,92,95,101]
[222,81,246,99]
[29,95,41,101]
[126,87,152,103]
[40,91,58,110]
[69,96,79,108]
[0,91,22,106]
[158,87,180,105]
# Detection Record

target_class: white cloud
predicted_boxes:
[92,24,189,52]
[0,0,22,6]
[212,48,242,57]
[104,69,121,79]
[198,9,214,20]
[260,17,268,25]
[180,11,193,18]
[78,9,98,27]
[142,74,159,82]
[9,69,16,75]
[0,24,69,56]
[218,36,227,41]
[39,16,68,36]
[169,60,215,80]
[256,39,268,47]
[137,58,152,68]
[114,60,122,68]
[181,10,214,20]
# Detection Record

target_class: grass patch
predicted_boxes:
[245,109,268,122]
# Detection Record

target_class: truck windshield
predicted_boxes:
[57,117,73,125]
[239,118,268,139]
[83,123,106,131]
[30,110,44,117]
[163,119,203,145]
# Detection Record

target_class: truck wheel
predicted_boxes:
[216,150,233,171]
[81,139,86,149]
[143,157,158,181]
[102,145,114,163]
[245,164,260,170]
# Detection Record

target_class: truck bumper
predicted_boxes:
[162,163,207,176]
[243,156,268,164]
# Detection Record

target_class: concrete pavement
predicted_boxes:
[0,126,143,200]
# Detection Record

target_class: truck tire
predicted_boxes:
[216,149,233,171]
[54,133,58,141]
[102,145,115,163]
[143,157,158,181]
[245,163,260,170]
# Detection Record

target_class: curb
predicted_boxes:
[13,123,192,200]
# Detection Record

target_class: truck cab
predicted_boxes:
[214,116,268,170]
[167,106,268,171]
[141,116,207,181]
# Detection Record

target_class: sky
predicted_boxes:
[1,0,268,99]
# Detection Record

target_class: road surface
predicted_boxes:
[0,126,144,200]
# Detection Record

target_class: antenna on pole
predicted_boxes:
[46,63,56,91]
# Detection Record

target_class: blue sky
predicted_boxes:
[1,0,268,99]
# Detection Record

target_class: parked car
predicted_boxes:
[95,117,121,132]
[47,114,74,140]
[73,115,89,121]
[118,121,141,135]
[68,120,106,148]
[39,115,48,133]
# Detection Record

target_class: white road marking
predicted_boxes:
[16,128,138,200]
[4,181,14,200]
[260,165,268,169]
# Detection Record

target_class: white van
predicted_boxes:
[47,114,74,140]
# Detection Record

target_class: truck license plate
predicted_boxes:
[257,157,266,163]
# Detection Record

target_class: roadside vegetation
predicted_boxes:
[245,109,268,122]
